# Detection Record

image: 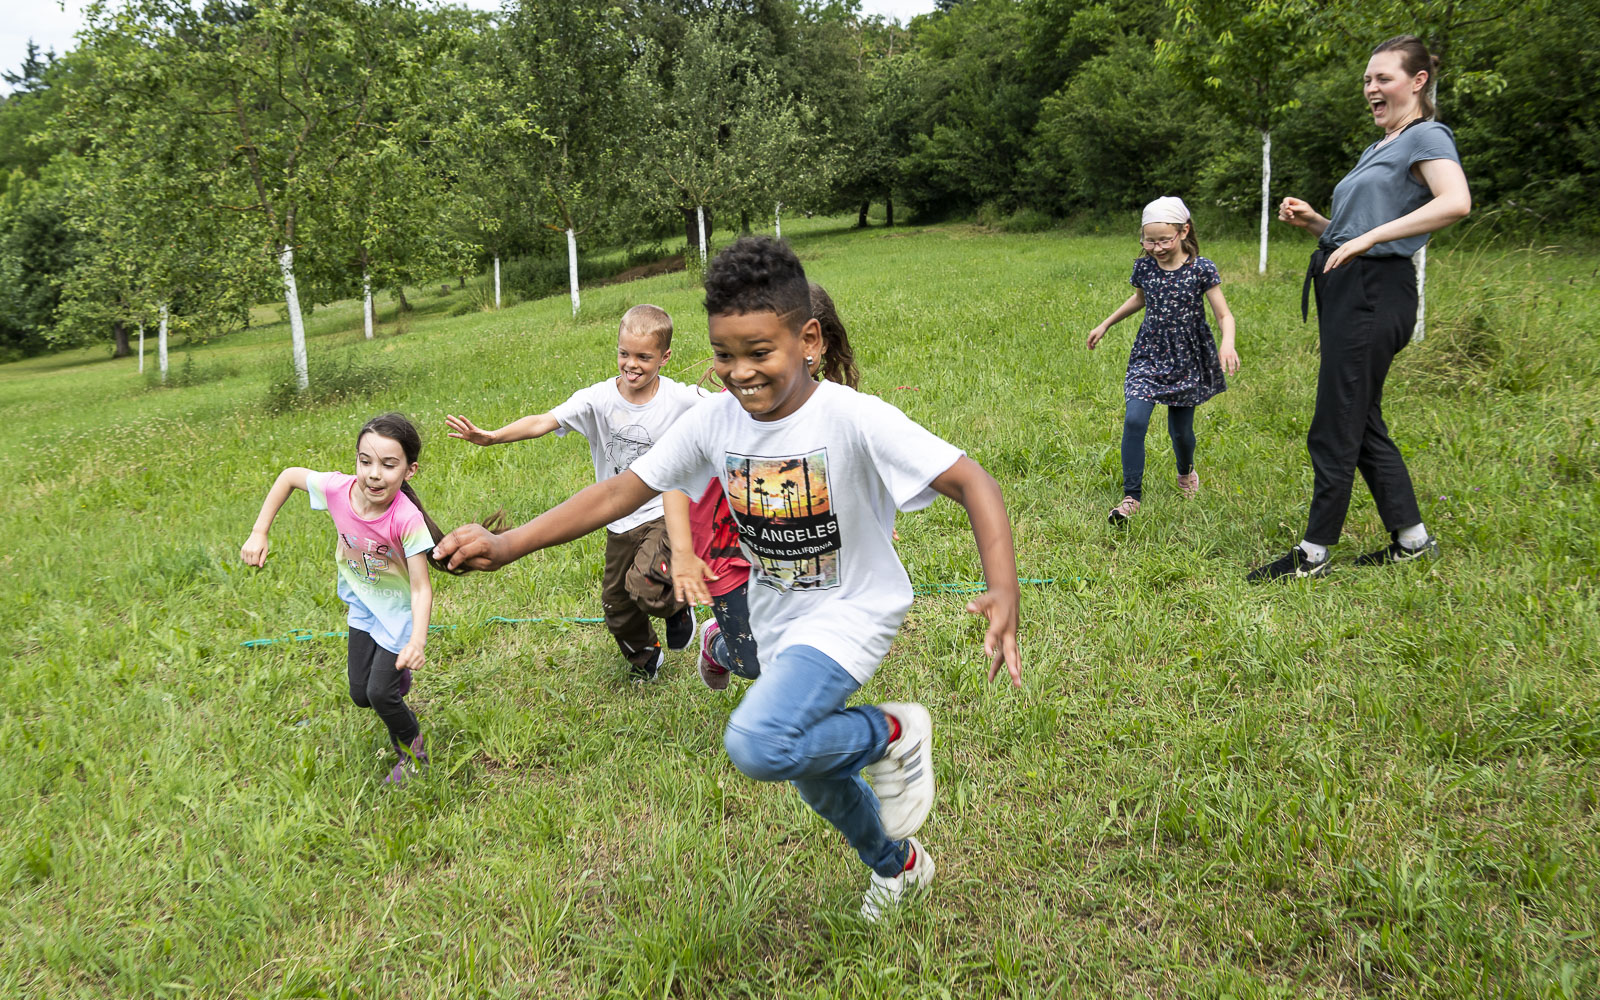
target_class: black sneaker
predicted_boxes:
[1354,533,1438,567]
[1246,546,1330,583]
[630,646,664,682]
[665,607,695,650]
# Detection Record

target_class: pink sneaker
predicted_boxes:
[1108,496,1140,525]
[698,618,729,690]
[1177,471,1200,498]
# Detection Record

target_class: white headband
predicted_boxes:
[1141,196,1190,228]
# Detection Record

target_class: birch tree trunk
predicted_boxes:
[494,255,501,310]
[1259,129,1271,275]
[566,228,580,317]
[138,323,145,374]
[363,272,374,340]
[775,202,782,240]
[1415,79,1438,342]
[277,246,310,390]
[696,206,707,265]
[158,303,169,383]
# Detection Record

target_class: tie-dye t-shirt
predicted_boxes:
[306,471,435,654]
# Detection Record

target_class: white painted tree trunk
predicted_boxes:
[775,202,782,240]
[696,205,707,265]
[493,255,501,309]
[363,272,374,340]
[277,246,309,390]
[137,323,145,374]
[1414,245,1426,342]
[1415,82,1436,342]
[1259,129,1271,275]
[157,303,169,383]
[566,229,580,317]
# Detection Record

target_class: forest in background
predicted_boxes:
[0,0,1595,362]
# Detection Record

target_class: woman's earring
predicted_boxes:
[805,356,814,364]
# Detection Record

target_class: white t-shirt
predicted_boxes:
[631,381,964,683]
[550,375,706,533]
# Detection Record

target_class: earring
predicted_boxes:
[805,356,814,363]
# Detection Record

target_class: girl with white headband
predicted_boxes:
[1087,196,1239,525]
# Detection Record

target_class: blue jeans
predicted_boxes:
[1122,397,1196,500]
[722,645,910,878]
[707,581,761,680]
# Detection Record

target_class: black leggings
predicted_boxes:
[1121,398,1196,500]
[1303,251,1423,545]
[347,628,419,746]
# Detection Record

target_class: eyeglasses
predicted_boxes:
[1139,236,1178,249]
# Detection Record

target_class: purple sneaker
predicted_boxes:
[385,733,428,785]
[397,668,413,698]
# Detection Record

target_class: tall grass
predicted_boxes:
[1,217,1596,998]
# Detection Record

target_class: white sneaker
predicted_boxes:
[860,837,934,922]
[863,702,934,841]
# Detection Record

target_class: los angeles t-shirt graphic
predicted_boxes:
[725,449,839,592]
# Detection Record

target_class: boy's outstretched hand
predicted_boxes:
[967,589,1022,687]
[433,523,507,573]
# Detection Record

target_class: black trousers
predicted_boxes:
[347,628,419,746]
[1303,250,1423,546]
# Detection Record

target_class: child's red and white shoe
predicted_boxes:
[860,837,935,922]
[864,702,934,841]
[1108,495,1141,525]
[697,618,729,690]
[1177,471,1200,498]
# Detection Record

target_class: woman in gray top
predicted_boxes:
[1249,35,1472,582]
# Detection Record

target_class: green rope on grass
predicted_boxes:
[240,577,1071,648]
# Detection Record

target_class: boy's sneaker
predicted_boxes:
[864,702,934,841]
[697,618,730,690]
[665,607,695,651]
[1354,533,1439,567]
[384,734,428,785]
[1246,545,1330,583]
[1177,471,1200,498]
[1108,496,1140,525]
[631,647,664,683]
[861,837,935,922]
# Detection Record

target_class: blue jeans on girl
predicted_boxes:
[1122,397,1196,500]
[721,644,910,878]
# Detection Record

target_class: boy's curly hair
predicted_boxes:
[704,236,811,328]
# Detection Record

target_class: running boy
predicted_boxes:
[435,238,1022,920]
[445,304,700,679]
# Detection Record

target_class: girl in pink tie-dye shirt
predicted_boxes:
[242,413,446,785]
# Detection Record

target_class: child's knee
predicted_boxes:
[723,719,789,782]
[349,684,371,709]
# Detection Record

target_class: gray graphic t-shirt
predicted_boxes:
[551,375,706,533]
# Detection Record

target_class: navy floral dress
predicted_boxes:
[1125,255,1226,406]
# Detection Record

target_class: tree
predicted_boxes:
[76,0,450,390]
[1159,0,1316,273]
[623,13,822,267]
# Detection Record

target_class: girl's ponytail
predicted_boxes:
[808,282,861,389]
[1181,220,1200,259]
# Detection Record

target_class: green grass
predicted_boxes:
[2,215,1598,998]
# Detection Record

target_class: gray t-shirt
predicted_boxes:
[1324,121,1460,258]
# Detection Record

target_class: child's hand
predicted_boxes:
[397,640,425,672]
[1220,344,1240,374]
[445,414,495,446]
[1086,325,1107,350]
[671,550,717,607]
[966,589,1022,688]
[433,523,507,572]
[240,531,270,567]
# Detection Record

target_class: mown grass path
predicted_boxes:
[3,218,1597,998]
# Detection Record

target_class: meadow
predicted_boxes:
[2,214,1597,999]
